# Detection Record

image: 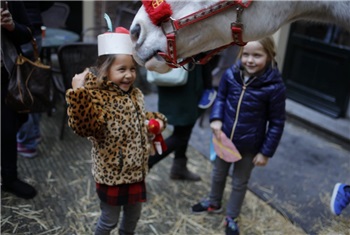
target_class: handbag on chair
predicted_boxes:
[5,35,52,113]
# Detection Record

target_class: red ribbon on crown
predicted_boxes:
[142,0,173,26]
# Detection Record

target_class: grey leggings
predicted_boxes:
[95,201,142,235]
[209,153,255,218]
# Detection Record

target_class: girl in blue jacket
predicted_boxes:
[191,36,286,235]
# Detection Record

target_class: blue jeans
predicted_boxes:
[95,201,142,235]
[17,113,41,149]
[209,152,255,218]
[17,35,43,150]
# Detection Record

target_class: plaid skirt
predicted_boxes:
[96,180,146,206]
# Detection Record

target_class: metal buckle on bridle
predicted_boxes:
[161,17,177,35]
[235,5,244,24]
[230,6,247,46]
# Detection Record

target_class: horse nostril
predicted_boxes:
[130,23,141,41]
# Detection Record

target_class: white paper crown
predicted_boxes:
[98,27,133,56]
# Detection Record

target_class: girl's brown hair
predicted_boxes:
[95,54,117,85]
[238,36,277,68]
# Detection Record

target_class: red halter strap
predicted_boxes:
[145,0,252,68]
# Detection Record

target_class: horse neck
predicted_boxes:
[170,1,293,57]
[242,1,350,41]
[170,0,350,60]
[241,1,300,42]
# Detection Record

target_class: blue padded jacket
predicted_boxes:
[210,62,286,157]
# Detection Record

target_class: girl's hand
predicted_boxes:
[210,120,222,140]
[71,68,89,89]
[252,153,269,166]
[146,118,167,155]
[155,119,165,131]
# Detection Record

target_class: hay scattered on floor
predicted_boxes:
[1,109,348,234]
[1,149,308,235]
[318,216,350,235]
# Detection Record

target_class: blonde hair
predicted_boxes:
[238,36,277,68]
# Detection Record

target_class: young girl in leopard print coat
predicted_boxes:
[65,27,167,235]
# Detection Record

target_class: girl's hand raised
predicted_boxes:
[72,68,89,89]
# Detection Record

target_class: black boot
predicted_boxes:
[2,179,37,199]
[170,158,201,181]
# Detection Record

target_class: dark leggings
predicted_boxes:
[1,67,27,182]
[148,124,195,168]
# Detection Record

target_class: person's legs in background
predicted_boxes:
[148,124,200,181]
[169,125,200,181]
[148,130,177,169]
[1,68,37,199]
[16,35,43,158]
[148,125,193,168]
[17,113,41,158]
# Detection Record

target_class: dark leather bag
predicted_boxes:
[5,38,52,113]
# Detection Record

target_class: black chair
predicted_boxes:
[41,2,70,29]
[53,42,98,140]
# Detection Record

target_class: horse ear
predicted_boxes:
[142,0,172,26]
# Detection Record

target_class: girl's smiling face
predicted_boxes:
[241,41,269,77]
[107,55,136,92]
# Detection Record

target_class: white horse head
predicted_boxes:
[130,0,350,73]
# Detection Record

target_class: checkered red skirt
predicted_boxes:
[96,180,146,206]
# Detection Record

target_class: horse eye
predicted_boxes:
[130,24,141,41]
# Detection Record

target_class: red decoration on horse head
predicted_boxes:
[142,0,173,26]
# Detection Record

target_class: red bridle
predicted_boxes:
[142,0,252,68]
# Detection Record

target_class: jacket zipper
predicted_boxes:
[127,93,147,175]
[125,93,141,132]
[229,76,257,140]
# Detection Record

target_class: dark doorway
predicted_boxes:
[282,21,350,118]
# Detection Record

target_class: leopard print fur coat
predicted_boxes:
[66,72,167,186]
